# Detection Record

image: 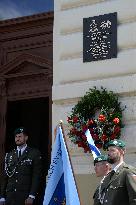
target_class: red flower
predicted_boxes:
[96,143,103,149]
[82,125,88,132]
[92,134,99,140]
[84,146,90,153]
[101,134,107,141]
[78,141,84,147]
[67,117,72,123]
[110,134,116,140]
[88,119,94,125]
[73,116,79,123]
[81,135,87,141]
[75,131,80,137]
[89,128,94,134]
[114,126,120,134]
[71,128,77,135]
[81,142,87,149]
[98,114,106,122]
[113,117,120,124]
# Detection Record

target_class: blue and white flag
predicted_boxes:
[85,129,101,159]
[43,126,81,205]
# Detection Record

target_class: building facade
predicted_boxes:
[0,1,136,204]
[0,12,53,204]
[53,0,136,204]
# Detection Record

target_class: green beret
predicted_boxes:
[94,155,108,165]
[106,139,126,149]
[14,127,28,136]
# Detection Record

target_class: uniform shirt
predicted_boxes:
[17,145,27,157]
[112,161,123,172]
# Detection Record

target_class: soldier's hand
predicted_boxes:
[25,197,34,205]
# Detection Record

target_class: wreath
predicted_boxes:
[67,87,124,152]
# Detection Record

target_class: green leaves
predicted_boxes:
[67,87,125,152]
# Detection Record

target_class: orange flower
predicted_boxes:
[113,117,120,124]
[98,114,106,122]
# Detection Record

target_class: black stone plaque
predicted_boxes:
[83,12,117,62]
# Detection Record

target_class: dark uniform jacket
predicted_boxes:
[99,163,136,205]
[1,146,42,204]
[93,185,101,205]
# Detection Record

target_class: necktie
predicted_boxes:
[109,170,115,179]
[18,149,21,159]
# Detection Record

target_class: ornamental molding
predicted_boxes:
[0,12,53,28]
[0,53,52,100]
[2,36,52,50]
[0,39,52,66]
[0,53,52,76]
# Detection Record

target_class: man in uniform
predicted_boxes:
[0,127,42,205]
[99,139,136,205]
[93,155,111,205]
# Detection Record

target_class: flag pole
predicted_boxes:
[59,120,83,205]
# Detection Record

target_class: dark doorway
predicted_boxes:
[6,97,49,204]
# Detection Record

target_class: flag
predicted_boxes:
[43,126,81,205]
[85,129,101,159]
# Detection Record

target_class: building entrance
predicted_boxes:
[5,97,49,204]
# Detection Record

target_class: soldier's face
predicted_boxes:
[15,133,28,146]
[94,162,108,177]
[107,146,122,164]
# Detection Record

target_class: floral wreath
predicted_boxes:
[67,87,124,152]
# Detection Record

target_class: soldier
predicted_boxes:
[93,155,111,205]
[0,127,42,205]
[99,139,136,205]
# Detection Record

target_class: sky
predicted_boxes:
[0,0,54,20]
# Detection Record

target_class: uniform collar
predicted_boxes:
[17,144,27,153]
[112,161,124,172]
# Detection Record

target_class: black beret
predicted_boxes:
[14,127,28,136]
